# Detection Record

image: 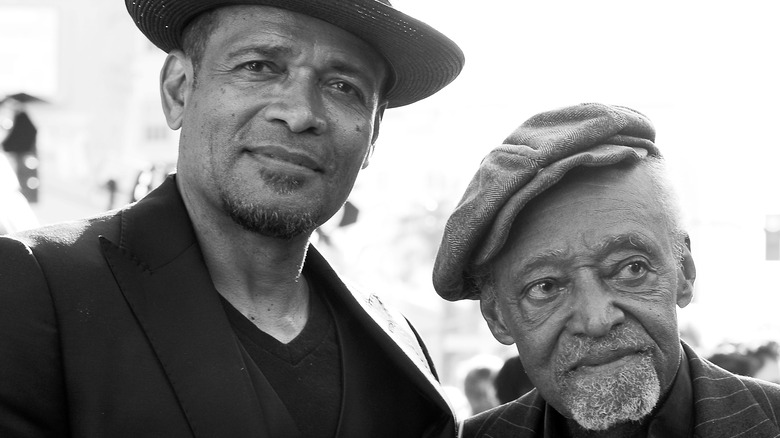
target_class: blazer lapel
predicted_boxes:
[100,177,268,438]
[304,247,456,432]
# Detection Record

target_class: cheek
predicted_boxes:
[505,303,562,363]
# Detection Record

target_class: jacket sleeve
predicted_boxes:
[0,236,68,437]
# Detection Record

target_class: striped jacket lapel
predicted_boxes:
[687,343,780,438]
[462,390,545,437]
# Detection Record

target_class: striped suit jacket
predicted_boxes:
[463,342,780,437]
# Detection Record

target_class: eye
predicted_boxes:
[330,81,363,99]
[524,279,563,302]
[615,260,649,280]
[241,61,274,73]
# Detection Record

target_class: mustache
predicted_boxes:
[556,325,651,372]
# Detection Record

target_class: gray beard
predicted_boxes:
[563,353,660,431]
[222,195,317,240]
[556,327,662,431]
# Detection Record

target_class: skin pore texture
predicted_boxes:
[480,163,696,437]
[159,5,387,343]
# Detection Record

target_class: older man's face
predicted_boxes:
[481,164,693,431]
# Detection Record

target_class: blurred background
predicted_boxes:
[1,0,779,410]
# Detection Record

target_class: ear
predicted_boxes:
[676,234,696,308]
[362,103,386,169]
[160,50,193,130]
[480,293,516,346]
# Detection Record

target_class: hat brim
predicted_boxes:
[126,0,464,108]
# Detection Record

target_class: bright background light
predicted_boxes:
[1,0,778,386]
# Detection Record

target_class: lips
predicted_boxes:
[568,347,647,372]
[249,145,322,172]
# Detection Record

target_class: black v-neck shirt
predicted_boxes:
[221,279,443,437]
[221,288,341,438]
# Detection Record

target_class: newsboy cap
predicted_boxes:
[433,103,661,301]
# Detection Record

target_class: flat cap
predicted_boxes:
[433,103,660,301]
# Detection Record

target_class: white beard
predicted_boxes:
[562,353,660,431]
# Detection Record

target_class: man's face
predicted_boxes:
[481,164,692,431]
[170,6,387,238]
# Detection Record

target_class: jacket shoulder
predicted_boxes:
[739,375,780,423]
[462,391,543,438]
[9,210,120,251]
[686,343,780,435]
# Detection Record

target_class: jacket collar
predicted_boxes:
[100,175,270,438]
[304,248,457,427]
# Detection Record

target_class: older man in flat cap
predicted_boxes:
[434,103,780,437]
[0,1,464,437]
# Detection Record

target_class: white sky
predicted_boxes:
[1,0,778,353]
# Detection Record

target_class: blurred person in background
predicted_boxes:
[709,342,780,384]
[0,0,464,436]
[463,365,501,416]
[753,342,780,384]
[0,151,38,234]
[433,103,780,437]
[493,355,535,405]
[1,94,41,203]
[0,99,38,234]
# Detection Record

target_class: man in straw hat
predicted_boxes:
[0,1,463,436]
[433,103,780,437]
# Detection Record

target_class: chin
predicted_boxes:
[562,353,661,431]
[222,196,319,240]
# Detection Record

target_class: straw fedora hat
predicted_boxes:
[126,0,465,108]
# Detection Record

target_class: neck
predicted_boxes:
[181,184,315,343]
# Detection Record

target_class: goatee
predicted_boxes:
[222,196,317,239]
[556,327,661,431]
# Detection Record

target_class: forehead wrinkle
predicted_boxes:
[509,248,575,283]
[510,232,659,279]
[590,232,660,260]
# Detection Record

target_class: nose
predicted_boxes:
[567,274,625,338]
[263,77,327,135]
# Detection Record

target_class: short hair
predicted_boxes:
[181,9,221,80]
[474,156,686,301]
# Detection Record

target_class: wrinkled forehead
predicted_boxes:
[205,6,390,88]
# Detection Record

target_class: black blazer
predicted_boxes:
[0,175,456,437]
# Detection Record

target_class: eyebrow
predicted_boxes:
[593,233,659,259]
[223,46,383,88]
[224,45,294,62]
[516,233,660,276]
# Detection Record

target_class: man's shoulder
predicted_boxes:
[686,344,780,435]
[4,209,120,254]
[462,391,544,438]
